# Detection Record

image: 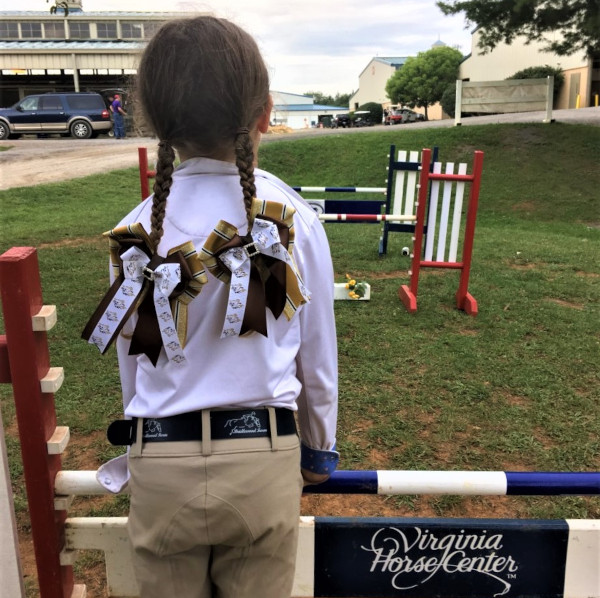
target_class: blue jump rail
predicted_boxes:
[303,470,600,496]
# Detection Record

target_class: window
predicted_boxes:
[68,21,90,38]
[20,97,40,111]
[121,22,143,39]
[65,94,104,110]
[0,22,18,38]
[21,22,43,38]
[43,22,65,38]
[40,96,63,110]
[96,22,117,38]
[143,22,164,38]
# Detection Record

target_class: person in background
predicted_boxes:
[111,93,126,139]
[83,15,339,598]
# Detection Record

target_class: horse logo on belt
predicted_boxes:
[224,411,267,436]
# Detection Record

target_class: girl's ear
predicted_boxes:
[257,95,273,134]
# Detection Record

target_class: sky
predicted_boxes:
[5,0,475,97]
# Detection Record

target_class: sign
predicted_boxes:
[314,517,569,597]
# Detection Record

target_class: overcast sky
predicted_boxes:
[6,0,475,96]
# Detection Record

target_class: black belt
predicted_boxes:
[107,408,297,445]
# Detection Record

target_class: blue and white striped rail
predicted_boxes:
[292,186,386,194]
[303,470,600,496]
[55,469,600,497]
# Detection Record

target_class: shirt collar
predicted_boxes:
[174,156,239,178]
[174,156,269,182]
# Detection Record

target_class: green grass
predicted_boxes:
[1,123,599,528]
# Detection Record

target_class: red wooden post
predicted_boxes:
[138,146,156,201]
[455,150,484,316]
[138,146,150,200]
[398,148,431,313]
[0,247,74,598]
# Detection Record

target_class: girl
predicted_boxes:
[84,15,338,598]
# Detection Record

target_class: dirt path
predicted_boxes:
[0,137,157,190]
[1,108,597,191]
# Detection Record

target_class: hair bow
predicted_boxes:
[82,223,207,366]
[200,198,310,338]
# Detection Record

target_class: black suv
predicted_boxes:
[331,114,352,128]
[0,92,112,140]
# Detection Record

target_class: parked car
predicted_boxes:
[384,109,404,125]
[0,92,112,140]
[331,114,352,128]
[352,110,375,127]
[397,108,427,123]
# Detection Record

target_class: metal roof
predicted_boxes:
[374,57,408,67]
[1,11,183,17]
[274,104,347,112]
[0,40,144,51]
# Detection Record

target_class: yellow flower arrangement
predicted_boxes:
[344,273,368,299]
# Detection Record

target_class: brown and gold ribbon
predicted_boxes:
[200,198,309,337]
[82,223,207,366]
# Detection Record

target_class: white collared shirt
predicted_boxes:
[113,156,337,456]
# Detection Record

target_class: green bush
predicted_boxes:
[441,83,456,118]
[356,102,383,125]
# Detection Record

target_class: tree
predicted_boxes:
[304,91,353,107]
[437,0,600,57]
[440,83,456,118]
[356,102,383,125]
[385,46,463,120]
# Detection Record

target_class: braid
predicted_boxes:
[234,129,256,230]
[149,140,175,252]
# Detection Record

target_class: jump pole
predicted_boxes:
[55,469,600,497]
[319,214,416,222]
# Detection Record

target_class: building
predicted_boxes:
[349,49,447,120]
[271,91,346,129]
[349,57,407,111]
[0,3,342,129]
[0,1,188,106]
[460,28,600,109]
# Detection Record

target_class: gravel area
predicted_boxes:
[0,107,597,191]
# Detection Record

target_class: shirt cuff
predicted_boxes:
[301,443,340,475]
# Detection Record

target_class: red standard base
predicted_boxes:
[457,292,478,316]
[398,285,417,313]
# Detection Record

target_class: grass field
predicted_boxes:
[1,122,599,594]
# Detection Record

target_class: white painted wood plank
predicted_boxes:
[424,162,442,261]
[448,163,467,262]
[436,162,455,263]
[0,404,26,598]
